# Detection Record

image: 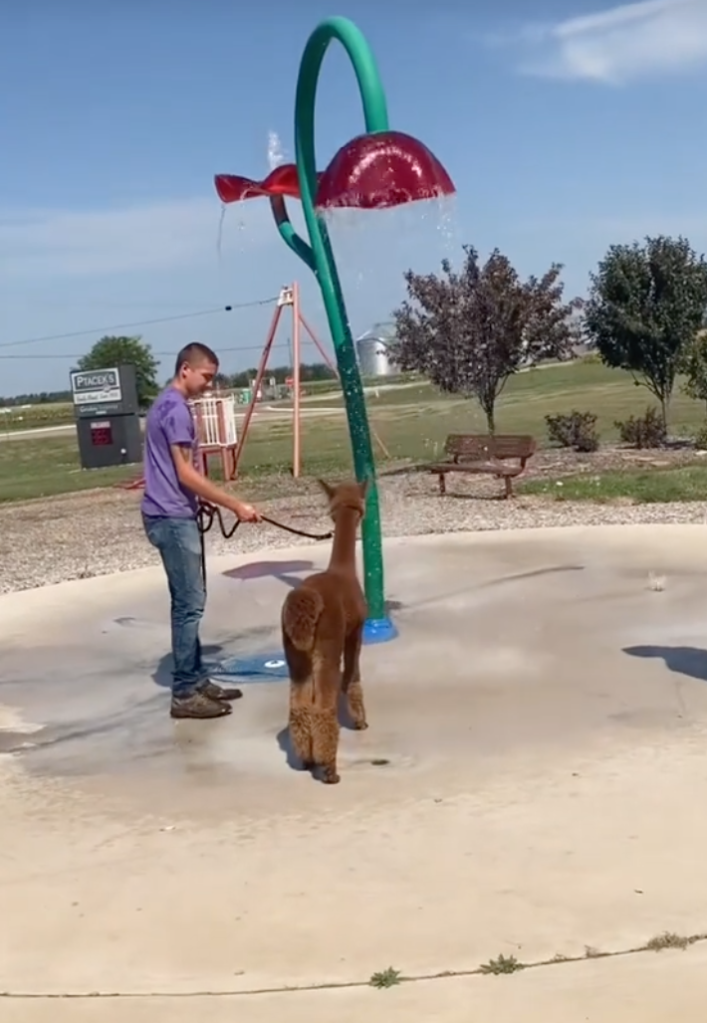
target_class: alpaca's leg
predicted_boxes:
[289,686,313,768]
[343,626,368,730]
[311,709,340,783]
[312,652,341,784]
[284,633,314,768]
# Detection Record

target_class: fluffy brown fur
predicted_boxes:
[281,478,369,784]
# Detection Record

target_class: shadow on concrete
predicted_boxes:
[624,645,707,683]
[150,623,281,689]
[151,643,226,690]
[223,559,314,592]
[276,726,304,773]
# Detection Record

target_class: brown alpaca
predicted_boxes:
[281,478,369,784]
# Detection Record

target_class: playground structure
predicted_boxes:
[214,15,455,639]
[225,282,390,480]
[119,281,391,491]
[230,282,328,480]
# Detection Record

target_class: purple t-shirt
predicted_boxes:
[141,386,199,518]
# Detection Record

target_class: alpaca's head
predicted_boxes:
[317,478,368,522]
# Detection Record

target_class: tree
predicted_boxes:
[388,245,580,432]
[584,235,707,428]
[76,335,160,408]
[680,330,707,414]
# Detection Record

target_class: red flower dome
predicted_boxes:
[314,130,455,211]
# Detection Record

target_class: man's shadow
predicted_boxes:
[150,561,314,690]
[151,623,280,689]
[151,644,227,689]
[624,645,707,683]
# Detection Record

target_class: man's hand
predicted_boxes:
[169,444,263,522]
[229,498,263,523]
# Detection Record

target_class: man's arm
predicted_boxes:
[170,445,261,521]
[161,404,261,522]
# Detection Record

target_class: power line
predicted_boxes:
[0,296,279,350]
[0,339,327,361]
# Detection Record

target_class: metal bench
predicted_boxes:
[426,434,537,498]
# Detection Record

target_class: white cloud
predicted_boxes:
[0,196,274,280]
[510,0,707,84]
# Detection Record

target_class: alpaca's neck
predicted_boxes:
[328,510,359,572]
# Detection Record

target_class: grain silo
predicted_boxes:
[354,323,398,378]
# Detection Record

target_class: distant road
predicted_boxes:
[0,424,76,442]
[0,362,573,444]
[0,405,347,444]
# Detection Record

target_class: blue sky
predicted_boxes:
[2,0,707,397]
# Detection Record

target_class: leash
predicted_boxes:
[196,502,333,592]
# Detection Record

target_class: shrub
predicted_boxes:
[545,410,600,452]
[694,422,707,451]
[615,406,666,449]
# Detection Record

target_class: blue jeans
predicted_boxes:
[143,514,205,696]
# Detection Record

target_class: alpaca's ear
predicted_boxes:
[358,478,370,499]
[317,478,335,500]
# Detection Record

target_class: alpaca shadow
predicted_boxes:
[624,645,707,683]
[223,559,314,592]
[276,697,362,774]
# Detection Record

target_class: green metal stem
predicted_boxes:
[277,16,390,621]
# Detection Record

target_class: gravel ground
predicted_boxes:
[1,447,706,595]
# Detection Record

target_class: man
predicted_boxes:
[141,341,262,720]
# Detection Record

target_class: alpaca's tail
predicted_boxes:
[282,587,325,652]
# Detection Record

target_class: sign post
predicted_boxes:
[70,364,142,470]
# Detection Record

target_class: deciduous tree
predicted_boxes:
[388,246,580,433]
[584,235,707,429]
[76,335,160,408]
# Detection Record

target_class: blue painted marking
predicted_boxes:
[205,617,398,683]
[363,617,399,645]
[207,654,290,684]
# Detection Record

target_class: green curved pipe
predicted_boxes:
[272,17,390,625]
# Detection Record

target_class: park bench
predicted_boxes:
[426,434,537,498]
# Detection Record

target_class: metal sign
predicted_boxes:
[70,368,122,407]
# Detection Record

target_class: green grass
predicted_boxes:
[520,463,707,504]
[0,436,139,502]
[3,359,707,503]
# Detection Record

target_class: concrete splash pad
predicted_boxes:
[3,525,707,796]
[4,524,707,1016]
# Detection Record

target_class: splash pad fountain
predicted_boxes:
[5,25,707,998]
[215,16,455,642]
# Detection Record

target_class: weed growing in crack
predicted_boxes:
[479,954,525,975]
[370,967,403,989]
[645,931,705,952]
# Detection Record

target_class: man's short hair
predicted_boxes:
[174,341,219,377]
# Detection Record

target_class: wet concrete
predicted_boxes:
[2,525,707,805]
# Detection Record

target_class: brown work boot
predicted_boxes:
[170,690,232,719]
[198,680,243,702]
